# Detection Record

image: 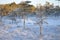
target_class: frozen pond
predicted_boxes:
[0,15,60,40]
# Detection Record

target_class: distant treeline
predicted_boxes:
[36,2,60,16]
[0,1,60,16]
[0,1,35,16]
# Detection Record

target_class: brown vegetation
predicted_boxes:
[0,2,36,16]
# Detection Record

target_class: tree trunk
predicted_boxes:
[24,15,26,29]
[40,18,43,40]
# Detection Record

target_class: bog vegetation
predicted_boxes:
[0,1,60,16]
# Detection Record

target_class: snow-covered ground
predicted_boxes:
[0,15,60,40]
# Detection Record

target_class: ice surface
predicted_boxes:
[0,16,60,40]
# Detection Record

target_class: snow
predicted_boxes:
[0,15,60,40]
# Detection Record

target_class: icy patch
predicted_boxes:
[0,16,60,40]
